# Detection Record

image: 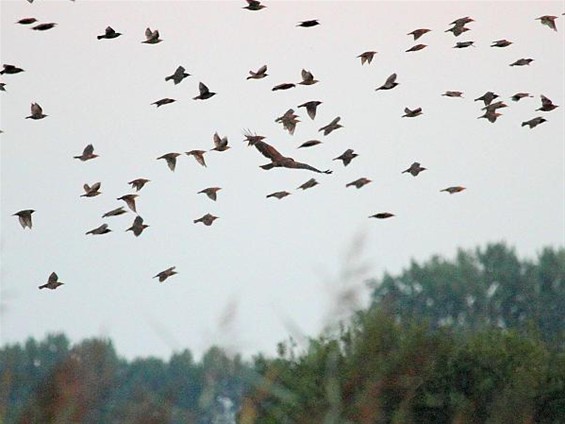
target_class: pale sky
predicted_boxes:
[1,0,563,360]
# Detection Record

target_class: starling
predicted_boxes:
[453,41,475,48]
[243,0,266,11]
[402,162,427,176]
[198,187,222,201]
[194,213,218,226]
[39,272,63,290]
[247,64,268,80]
[142,27,162,44]
[165,66,190,84]
[152,98,176,107]
[346,178,371,189]
[1,64,24,75]
[441,186,466,194]
[521,117,547,128]
[445,24,470,37]
[26,102,47,119]
[369,213,395,219]
[297,100,322,120]
[511,92,532,102]
[86,223,112,235]
[299,69,318,85]
[186,150,207,167]
[128,178,150,192]
[73,144,98,161]
[402,107,423,117]
[275,109,300,135]
[297,178,318,190]
[474,91,499,106]
[153,266,177,282]
[477,110,502,123]
[442,91,464,98]
[267,191,291,199]
[32,23,57,31]
[157,153,181,171]
[297,19,319,28]
[272,82,295,91]
[491,39,512,47]
[17,17,37,25]
[126,215,149,237]
[375,73,399,91]
[318,116,343,136]
[537,95,558,111]
[102,207,127,218]
[333,149,358,167]
[482,101,507,112]
[13,209,34,229]
[450,17,474,26]
[536,15,558,31]
[193,82,216,100]
[407,28,431,40]
[406,44,427,52]
[211,132,230,151]
[97,26,122,40]
[81,182,102,197]
[357,51,377,65]
[510,58,533,66]
[117,194,138,213]
[298,140,322,148]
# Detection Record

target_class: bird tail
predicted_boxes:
[260,163,275,170]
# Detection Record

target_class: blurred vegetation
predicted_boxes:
[1,243,563,423]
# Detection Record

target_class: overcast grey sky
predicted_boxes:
[1,0,563,360]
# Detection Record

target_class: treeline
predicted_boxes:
[1,243,564,423]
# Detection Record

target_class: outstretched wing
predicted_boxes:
[253,140,285,161]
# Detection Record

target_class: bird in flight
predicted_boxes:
[157,153,181,171]
[407,28,431,40]
[243,0,266,11]
[126,215,149,237]
[13,209,34,229]
[247,64,268,80]
[117,194,138,213]
[402,162,427,176]
[211,132,230,151]
[474,91,499,106]
[536,15,558,31]
[97,26,122,40]
[375,73,399,91]
[152,98,176,107]
[537,95,558,112]
[153,266,177,282]
[275,109,300,135]
[491,39,512,47]
[1,64,24,75]
[143,27,162,44]
[453,41,475,48]
[186,150,207,167]
[193,82,216,100]
[198,187,222,201]
[402,107,423,117]
[297,100,322,120]
[194,213,219,226]
[511,92,532,102]
[442,91,464,98]
[165,66,190,85]
[297,178,319,190]
[299,69,318,85]
[521,117,547,129]
[346,178,371,189]
[357,51,377,65]
[32,23,57,31]
[26,102,47,119]
[441,186,466,194]
[369,213,395,219]
[267,191,291,199]
[86,223,112,235]
[272,82,295,91]
[406,44,427,52]
[510,58,533,66]
[297,19,320,28]
[102,207,127,218]
[74,144,98,161]
[318,116,343,136]
[333,149,358,167]
[128,178,150,192]
[81,182,102,197]
[39,272,64,290]
[298,140,322,149]
[17,17,37,25]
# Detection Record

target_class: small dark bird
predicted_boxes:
[450,17,474,26]
[142,27,162,44]
[297,178,318,190]
[346,178,371,189]
[97,26,122,40]
[26,102,47,119]
[86,223,112,235]
[38,272,63,290]
[128,178,150,192]
[81,182,102,197]
[319,116,343,136]
[402,162,427,176]
[157,153,181,171]
[32,23,57,31]
[511,92,532,102]
[334,149,358,166]
[297,20,319,28]
[482,101,507,112]
[0,83,5,92]
[198,187,222,201]
[453,41,475,48]
[117,194,138,213]
[247,64,268,80]
[153,266,177,282]
[193,82,216,100]
[491,39,512,47]
[375,73,399,91]
[445,24,470,37]
[17,18,37,25]
[126,215,149,237]
[408,28,431,40]
[243,0,266,11]
[536,15,558,31]
[165,66,190,85]
[441,186,466,194]
[406,43,427,52]
[102,207,127,218]
[186,150,207,167]
[272,82,295,91]
[194,213,218,226]
[275,109,300,135]
[521,117,547,128]
[13,209,34,229]
[297,101,322,120]
[402,107,423,117]
[267,191,291,199]
[211,132,230,151]
[298,140,322,148]
[299,69,318,85]
[369,213,395,219]
[74,144,98,161]
[510,58,533,66]
[478,110,502,123]
[537,95,558,111]
[152,98,176,107]
[442,91,464,98]
[1,64,24,75]
[474,91,499,106]
[358,51,377,65]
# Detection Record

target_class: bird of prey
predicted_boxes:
[491,39,512,47]
[441,186,466,194]
[375,73,399,91]
[298,100,322,120]
[86,223,112,235]
[272,82,295,91]
[267,191,291,199]
[186,150,207,167]
[194,213,219,226]
[198,187,222,201]
[142,27,162,44]
[32,23,57,31]
[74,144,98,161]
[13,209,34,229]
[357,51,377,65]
[318,116,343,136]
[369,213,395,219]
[537,95,558,112]
[478,110,502,123]
[297,19,320,28]
[442,91,464,98]
[511,92,532,102]
[81,182,102,197]
[402,107,423,117]
[402,162,427,176]
[406,44,427,52]
[17,18,37,25]
[126,215,149,237]
[474,91,499,106]
[26,102,47,119]
[154,266,177,282]
[346,178,371,189]
[102,206,127,218]
[521,117,547,129]
[536,15,558,31]
[333,149,358,167]
[275,109,300,135]
[157,153,181,171]
[1,64,24,75]
[299,69,318,85]
[39,272,63,290]
[510,58,533,66]
[297,178,318,190]
[407,28,431,40]
[211,132,230,151]
[117,194,138,213]
[97,26,122,40]
[165,66,190,84]
[453,41,475,48]
[128,178,150,192]
[152,98,176,107]
[298,140,322,148]
[193,82,216,100]
[247,64,268,80]
[243,0,266,11]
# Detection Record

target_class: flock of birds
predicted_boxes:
[3,1,562,289]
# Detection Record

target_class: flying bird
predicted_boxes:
[450,17,474,26]
[333,149,358,167]
[298,140,322,148]
[478,110,502,123]
[453,41,475,48]
[32,22,57,31]
[537,95,558,111]
[247,64,268,80]
[13,209,34,229]
[491,39,512,47]
[126,215,149,237]
[165,66,190,84]
[442,91,464,98]
[73,144,98,161]
[128,178,150,192]
[267,191,291,199]
[26,102,47,119]
[194,213,219,226]
[38,272,63,290]
[402,162,427,176]
[357,51,377,65]
[510,58,533,66]
[153,266,177,282]
[117,194,138,213]
[318,116,343,136]
[186,150,207,167]
[369,213,395,219]
[86,223,112,235]
[406,44,427,52]
[521,117,547,129]
[275,109,300,135]
[198,187,222,201]
[297,100,322,120]
[17,18,37,25]
[536,15,558,31]
[297,19,320,28]
[102,207,127,218]
[407,28,431,40]
[1,64,24,75]
[511,92,532,102]
[375,73,399,91]
[474,91,499,106]
[211,132,230,151]
[299,69,318,85]
[346,178,371,189]
[142,27,162,44]
[272,82,295,91]
[81,182,102,197]
[152,98,176,107]
[97,26,122,40]
[402,107,423,117]
[297,178,318,190]
[243,0,266,11]
[157,153,181,171]
[441,186,466,194]
[445,24,471,37]
[193,82,216,100]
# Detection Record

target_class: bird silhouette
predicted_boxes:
[13,209,34,229]
[407,28,431,40]
[1,64,24,75]
[26,102,47,119]
[453,41,475,48]
[521,117,547,129]
[81,182,102,197]
[297,20,320,28]
[406,44,427,52]
[17,18,37,25]
[272,82,295,91]
[247,64,268,79]
[537,95,558,111]
[275,109,300,135]
[267,191,291,199]
[402,107,423,117]
[38,272,63,290]
[117,194,138,213]
[346,178,371,189]
[474,91,499,106]
[442,91,464,98]
[441,186,466,194]
[97,26,122,40]
[299,69,318,85]
[298,140,322,148]
[153,266,177,282]
[152,98,176,107]
[128,178,150,192]
[369,213,395,219]
[243,0,266,11]
[74,144,98,161]
[357,51,377,65]
[157,153,181,171]
[193,82,216,100]
[142,27,162,44]
[333,149,358,167]
[194,213,219,226]
[511,92,532,102]
[198,187,222,201]
[318,116,343,136]
[297,101,322,120]
[102,207,127,218]
[165,66,190,85]
[211,132,230,151]
[536,15,558,31]
[186,150,207,167]
[297,178,319,190]
[32,23,57,31]
[491,39,512,47]
[86,223,112,235]
[375,73,399,91]
[126,215,149,237]
[402,162,427,176]
[510,58,533,66]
